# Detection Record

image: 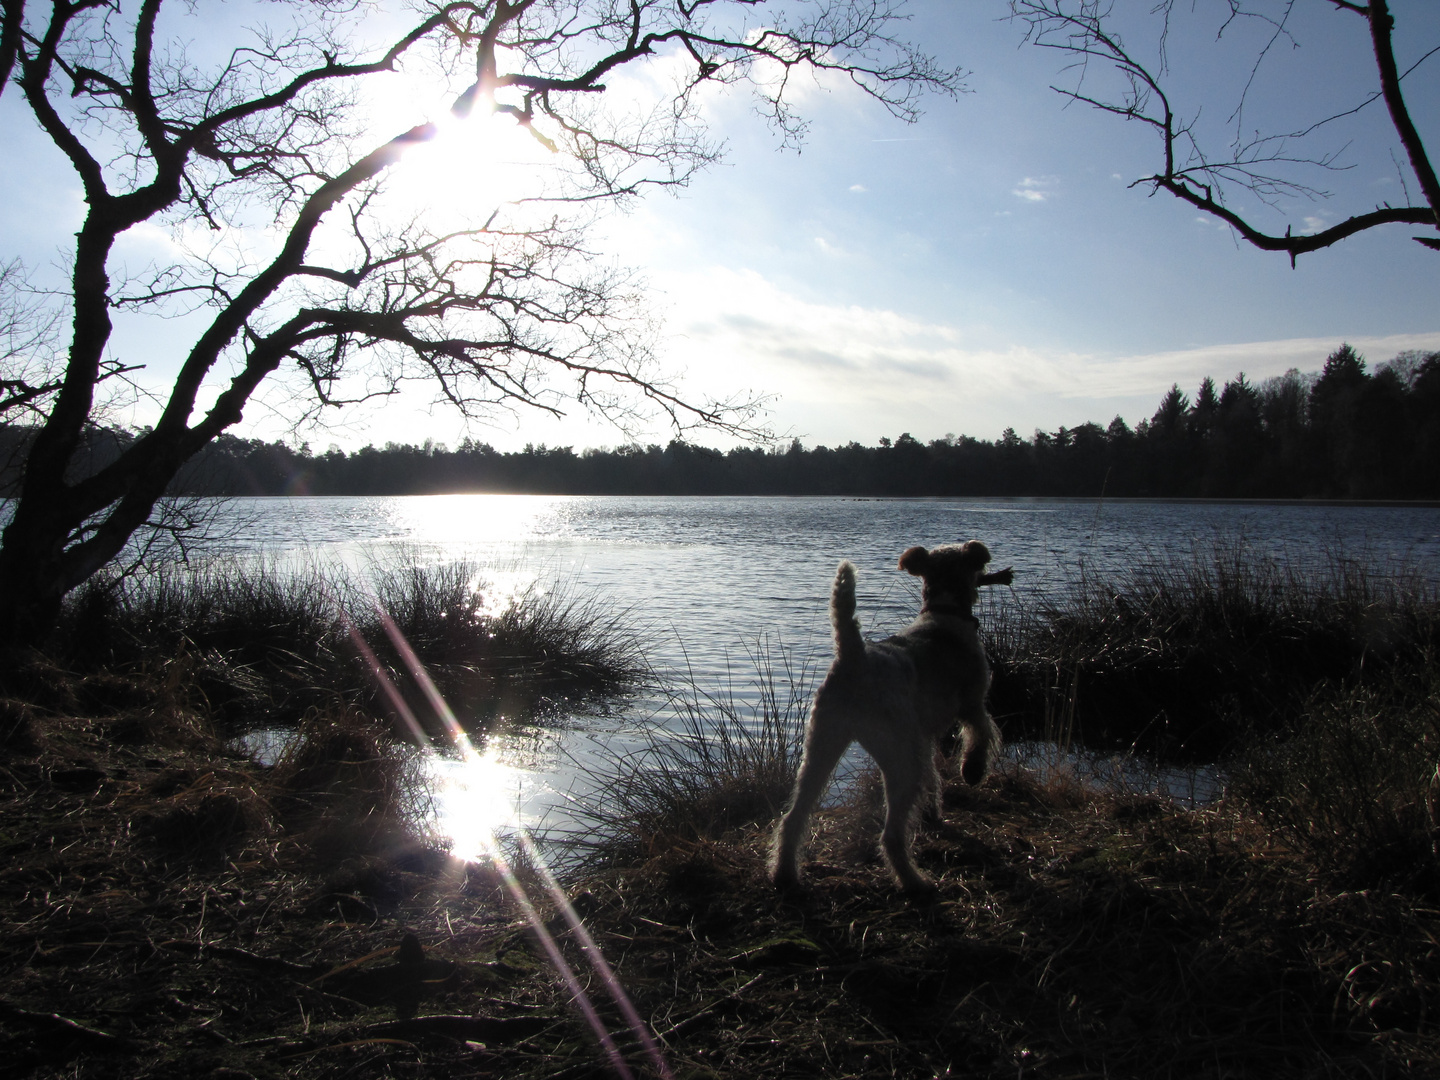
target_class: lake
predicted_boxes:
[203,495,1440,849]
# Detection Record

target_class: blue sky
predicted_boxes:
[3,0,1438,452]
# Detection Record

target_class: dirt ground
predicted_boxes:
[2,698,1438,1080]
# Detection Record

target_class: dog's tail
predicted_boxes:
[830,561,864,665]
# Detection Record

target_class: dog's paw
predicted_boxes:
[901,876,940,903]
[769,863,803,891]
[960,756,990,786]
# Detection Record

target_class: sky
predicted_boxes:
[3,0,1438,453]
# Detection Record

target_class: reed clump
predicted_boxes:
[43,555,645,738]
[1231,671,1440,895]
[987,541,1440,760]
[266,706,440,867]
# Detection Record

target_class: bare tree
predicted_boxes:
[0,259,63,423]
[0,0,963,644]
[1012,0,1439,262]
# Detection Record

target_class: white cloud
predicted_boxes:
[849,183,868,193]
[1012,176,1057,202]
[220,266,1440,453]
[653,269,1440,445]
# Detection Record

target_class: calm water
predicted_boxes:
[202,495,1439,841]
[203,494,1440,685]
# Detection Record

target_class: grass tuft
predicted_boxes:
[270,706,436,867]
[46,554,645,739]
[1231,671,1440,896]
[551,639,807,872]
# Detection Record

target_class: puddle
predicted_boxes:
[235,725,557,856]
[1006,741,1225,807]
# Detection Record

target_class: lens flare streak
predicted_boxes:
[484,841,638,1080]
[343,595,672,1080]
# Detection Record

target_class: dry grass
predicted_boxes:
[987,540,1440,760]
[550,638,809,873]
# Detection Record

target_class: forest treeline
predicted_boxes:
[5,345,1439,500]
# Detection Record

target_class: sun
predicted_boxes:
[386,106,559,226]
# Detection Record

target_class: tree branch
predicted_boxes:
[1013,0,1440,258]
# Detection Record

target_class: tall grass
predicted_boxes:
[987,541,1440,760]
[550,639,808,872]
[49,554,646,737]
[1231,673,1440,895]
[979,540,1440,894]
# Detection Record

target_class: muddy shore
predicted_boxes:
[3,688,1437,1080]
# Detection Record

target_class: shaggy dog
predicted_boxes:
[769,541,1012,897]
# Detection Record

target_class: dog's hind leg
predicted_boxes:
[868,727,936,897]
[769,706,851,888]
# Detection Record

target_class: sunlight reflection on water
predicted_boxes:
[385,492,568,545]
[425,744,530,862]
[212,494,1439,845]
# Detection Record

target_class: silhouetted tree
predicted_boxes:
[1191,377,1219,439]
[1206,374,1264,495]
[1412,353,1440,493]
[1310,344,1370,495]
[1258,369,1313,494]
[0,0,961,643]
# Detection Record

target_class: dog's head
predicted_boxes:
[898,540,1004,615]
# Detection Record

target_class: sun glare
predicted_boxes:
[388,108,555,224]
[426,742,528,863]
[390,493,568,544]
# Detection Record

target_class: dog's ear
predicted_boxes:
[958,540,992,568]
[898,546,929,575]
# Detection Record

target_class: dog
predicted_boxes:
[769,540,1012,897]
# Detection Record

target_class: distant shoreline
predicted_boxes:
[210,492,1440,509]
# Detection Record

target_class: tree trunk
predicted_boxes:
[0,502,77,649]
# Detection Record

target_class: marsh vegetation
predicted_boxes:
[1,545,1438,1077]
[47,556,645,739]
